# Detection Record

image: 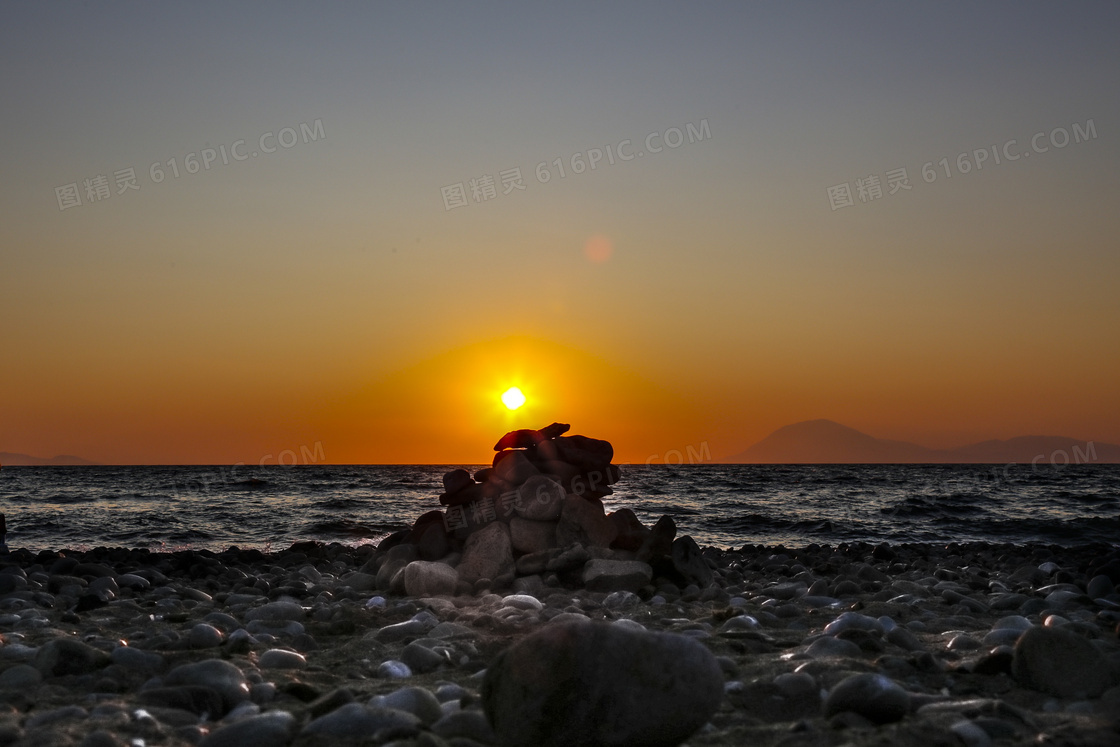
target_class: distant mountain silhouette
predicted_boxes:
[723,420,1120,464]
[0,452,98,466]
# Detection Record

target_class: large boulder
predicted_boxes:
[582,559,652,593]
[637,515,676,562]
[514,475,566,521]
[556,495,618,549]
[493,450,540,487]
[403,561,459,596]
[555,435,614,471]
[608,509,650,552]
[671,535,713,587]
[456,522,514,584]
[509,517,558,554]
[1012,625,1117,698]
[482,621,723,747]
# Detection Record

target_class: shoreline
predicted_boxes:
[0,539,1117,745]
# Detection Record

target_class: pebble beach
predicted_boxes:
[1,538,1118,747]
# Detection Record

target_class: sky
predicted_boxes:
[1,1,1118,465]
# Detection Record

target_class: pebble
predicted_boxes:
[371,686,444,725]
[189,623,225,648]
[823,673,911,724]
[378,660,413,678]
[199,710,297,747]
[245,600,305,622]
[823,611,883,635]
[258,648,307,669]
[0,663,42,688]
[805,636,862,659]
[431,710,497,743]
[951,719,993,747]
[301,703,421,737]
[164,659,251,711]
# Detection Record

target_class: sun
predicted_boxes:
[501,386,527,410]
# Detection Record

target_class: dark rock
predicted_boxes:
[514,475,566,522]
[510,517,558,554]
[34,638,111,676]
[582,559,653,593]
[164,659,251,712]
[439,482,483,507]
[137,686,225,717]
[554,435,613,471]
[199,711,296,747]
[671,536,713,587]
[637,515,676,562]
[482,621,723,747]
[608,509,650,552]
[493,450,540,487]
[556,495,617,549]
[403,561,458,596]
[442,469,473,495]
[457,522,513,583]
[822,673,910,724]
[1012,625,1117,698]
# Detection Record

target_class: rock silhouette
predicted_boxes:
[375,424,704,596]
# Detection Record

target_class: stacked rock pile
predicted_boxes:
[367,423,715,598]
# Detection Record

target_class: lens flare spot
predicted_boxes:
[583,235,613,263]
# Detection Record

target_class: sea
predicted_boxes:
[0,464,1117,553]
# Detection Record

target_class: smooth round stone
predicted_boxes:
[432,710,497,743]
[258,649,307,670]
[482,620,723,747]
[378,660,413,678]
[110,646,165,675]
[0,664,41,689]
[982,628,1024,647]
[116,574,150,590]
[189,624,225,649]
[1043,614,1069,627]
[824,612,883,636]
[823,673,910,724]
[0,644,37,661]
[876,616,897,632]
[245,601,305,622]
[301,703,420,737]
[400,642,445,674]
[370,686,443,725]
[951,719,993,747]
[805,636,862,659]
[611,619,647,633]
[1039,562,1061,575]
[774,671,817,700]
[720,615,760,633]
[1013,625,1115,698]
[434,683,470,703]
[1045,590,1081,608]
[199,710,296,747]
[993,615,1032,632]
[165,659,250,710]
[602,591,641,609]
[246,620,304,637]
[366,596,387,609]
[501,594,544,612]
[25,705,87,728]
[1086,575,1115,598]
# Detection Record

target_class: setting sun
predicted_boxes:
[501,387,527,410]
